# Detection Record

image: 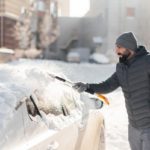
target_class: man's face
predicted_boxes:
[115,45,131,58]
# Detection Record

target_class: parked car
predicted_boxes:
[0,60,105,150]
[67,50,80,63]
[67,48,91,63]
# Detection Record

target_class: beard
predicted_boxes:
[118,50,131,63]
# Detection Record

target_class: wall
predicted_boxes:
[57,17,81,50]
[81,15,106,51]
[58,0,70,16]
[104,0,139,61]
[86,0,105,17]
[0,16,18,49]
[4,0,29,18]
[0,0,29,49]
[136,0,150,49]
[57,15,105,53]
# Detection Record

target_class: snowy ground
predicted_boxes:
[0,59,130,150]
[44,60,130,150]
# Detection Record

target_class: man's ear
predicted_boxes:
[127,49,135,58]
[129,49,135,55]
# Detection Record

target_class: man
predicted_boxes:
[73,32,150,150]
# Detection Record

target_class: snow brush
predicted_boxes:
[48,73,110,105]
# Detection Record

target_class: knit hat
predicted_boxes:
[116,32,137,51]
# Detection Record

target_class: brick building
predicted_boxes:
[0,0,29,49]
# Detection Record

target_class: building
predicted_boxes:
[56,0,106,57]
[0,0,59,52]
[57,0,70,16]
[57,0,150,62]
[0,0,29,49]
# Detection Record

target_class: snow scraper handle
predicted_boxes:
[48,73,72,85]
[48,73,110,105]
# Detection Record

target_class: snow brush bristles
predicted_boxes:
[96,93,110,105]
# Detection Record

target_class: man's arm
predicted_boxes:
[86,72,120,94]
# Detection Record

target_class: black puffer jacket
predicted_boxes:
[86,46,150,129]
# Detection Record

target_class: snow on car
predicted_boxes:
[0,59,105,150]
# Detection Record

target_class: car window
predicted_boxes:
[26,85,81,116]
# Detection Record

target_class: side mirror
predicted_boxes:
[90,97,104,109]
[95,99,104,109]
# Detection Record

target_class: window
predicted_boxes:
[126,7,135,17]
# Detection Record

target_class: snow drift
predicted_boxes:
[0,59,83,141]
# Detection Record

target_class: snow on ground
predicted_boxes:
[0,59,130,150]
[103,91,130,150]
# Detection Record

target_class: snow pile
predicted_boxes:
[0,47,14,54]
[0,60,83,135]
[102,90,130,150]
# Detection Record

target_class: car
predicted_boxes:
[0,60,105,150]
[66,48,91,63]
[67,50,80,63]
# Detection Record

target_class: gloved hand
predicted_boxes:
[73,82,89,93]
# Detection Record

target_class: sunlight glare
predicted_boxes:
[70,0,90,17]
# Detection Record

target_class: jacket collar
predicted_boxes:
[119,46,149,66]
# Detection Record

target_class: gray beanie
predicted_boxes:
[116,32,137,51]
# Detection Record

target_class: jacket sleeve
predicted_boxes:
[85,72,120,94]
